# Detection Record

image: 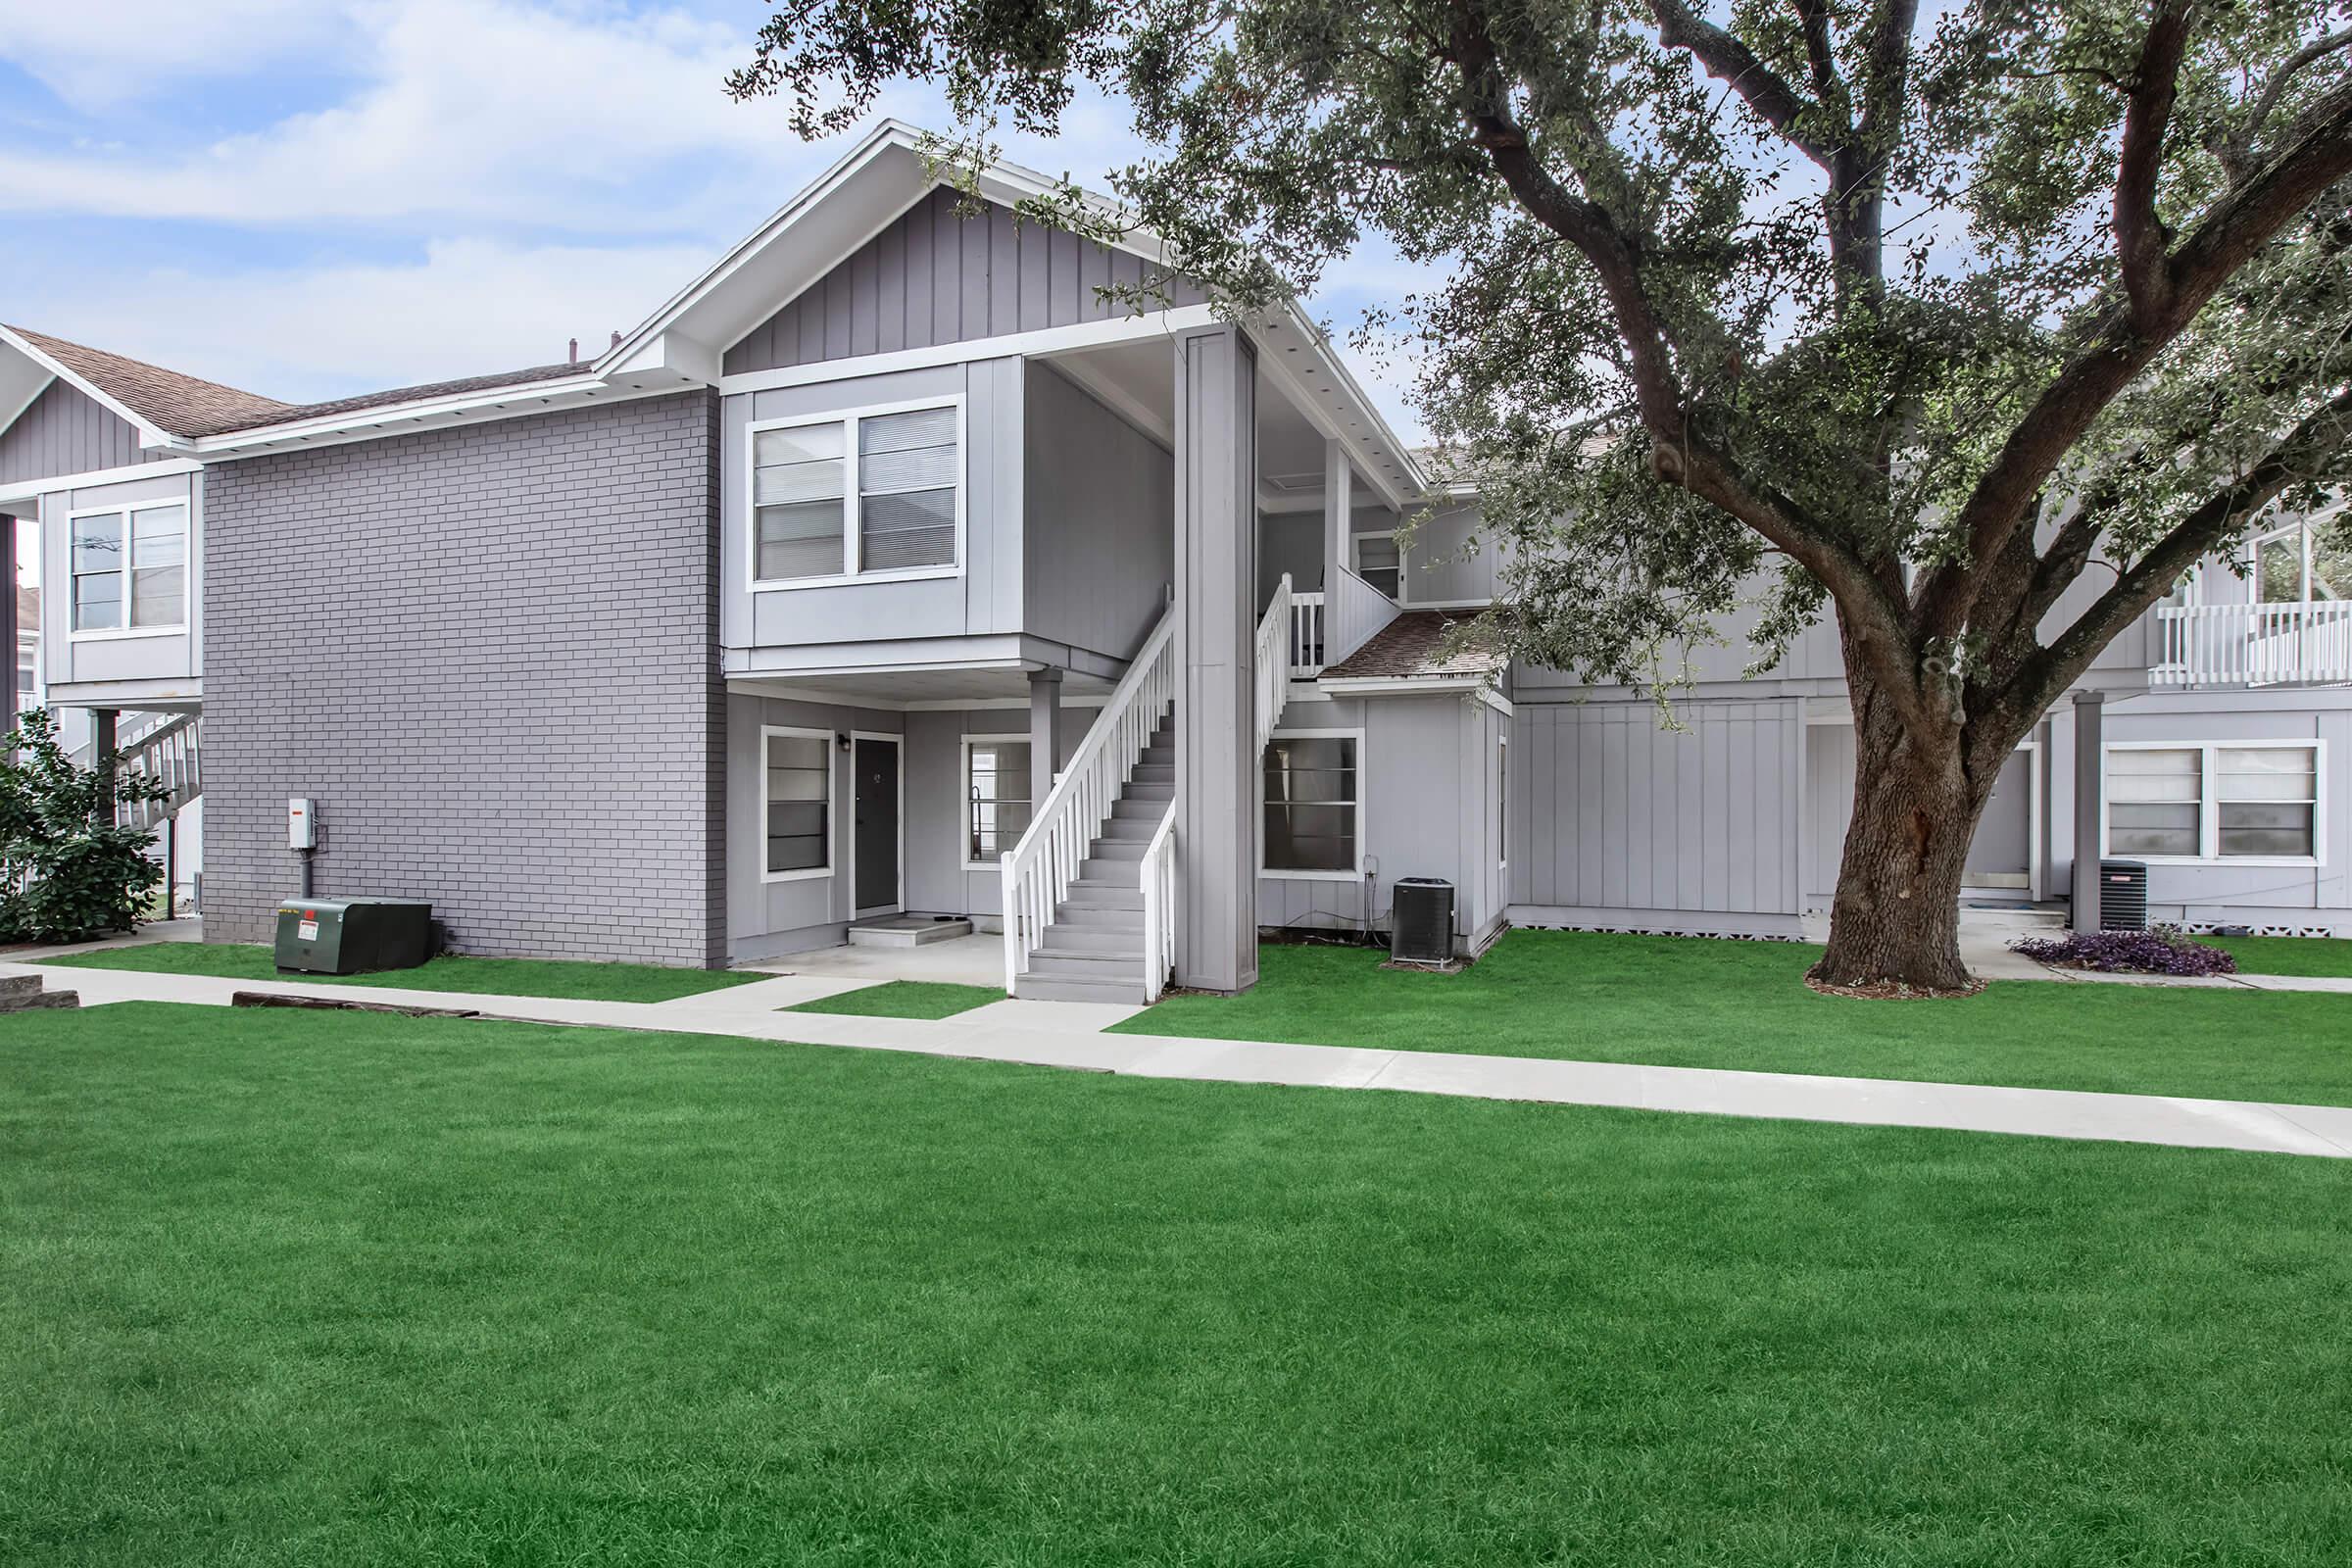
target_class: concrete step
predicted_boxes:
[1044,924,1147,955]
[1129,763,1175,787]
[1057,901,1145,929]
[1100,815,1161,842]
[1064,881,1146,909]
[0,987,78,1013]
[1122,782,1175,804]
[1088,839,1151,862]
[847,916,975,949]
[1025,948,1147,979]
[1137,746,1175,767]
[1111,796,1171,820]
[1014,973,1145,1004]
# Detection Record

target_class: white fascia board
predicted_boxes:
[185,376,688,459]
[0,456,202,507]
[0,324,187,454]
[717,305,1219,398]
[1253,305,1428,510]
[1318,674,1512,714]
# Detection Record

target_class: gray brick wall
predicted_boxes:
[202,391,726,966]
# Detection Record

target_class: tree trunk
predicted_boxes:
[1809,703,1993,995]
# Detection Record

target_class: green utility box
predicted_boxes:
[273,898,434,975]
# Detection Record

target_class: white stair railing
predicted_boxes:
[112,713,202,833]
[1289,591,1326,676]
[1002,607,1177,992]
[1326,563,1403,668]
[1139,806,1178,1003]
[1255,573,1293,750]
[2154,601,2352,685]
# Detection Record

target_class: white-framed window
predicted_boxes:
[69,502,187,636]
[2249,515,2348,604]
[761,725,834,881]
[748,397,962,589]
[1262,728,1363,878]
[962,736,1033,866]
[2103,740,2324,863]
[1353,531,1400,598]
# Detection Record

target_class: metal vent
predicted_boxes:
[2097,859,2149,932]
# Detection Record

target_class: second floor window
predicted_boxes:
[71,503,186,634]
[751,400,960,587]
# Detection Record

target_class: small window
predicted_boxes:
[1354,534,1400,598]
[753,422,847,582]
[1264,733,1360,874]
[750,401,960,586]
[965,738,1033,862]
[69,504,185,634]
[2105,742,2322,861]
[763,728,832,879]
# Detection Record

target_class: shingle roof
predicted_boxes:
[1321,610,1507,681]
[6,325,293,438]
[6,324,590,441]
[223,361,586,434]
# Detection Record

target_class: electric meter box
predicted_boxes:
[287,798,316,851]
[273,898,433,975]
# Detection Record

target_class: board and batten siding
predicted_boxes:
[1508,698,1805,919]
[723,189,1208,376]
[1022,363,1173,663]
[0,379,158,486]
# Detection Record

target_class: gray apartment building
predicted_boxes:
[3,122,2347,1001]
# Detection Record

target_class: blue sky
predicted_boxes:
[0,0,1427,434]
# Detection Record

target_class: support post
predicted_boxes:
[0,512,17,744]
[1322,437,1351,595]
[1173,324,1259,994]
[2071,690,2106,934]
[93,708,119,827]
[1027,666,1062,810]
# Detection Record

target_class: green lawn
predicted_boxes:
[2206,934,2352,978]
[36,941,764,1004]
[781,979,1003,1019]
[5,1003,2350,1566]
[1118,931,2352,1105]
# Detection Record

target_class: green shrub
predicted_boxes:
[0,709,169,944]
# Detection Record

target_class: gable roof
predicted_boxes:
[1,325,291,439]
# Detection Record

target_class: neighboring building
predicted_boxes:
[0,121,2343,998]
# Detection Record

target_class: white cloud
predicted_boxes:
[28,236,715,401]
[0,0,353,110]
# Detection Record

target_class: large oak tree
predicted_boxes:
[732,0,2352,991]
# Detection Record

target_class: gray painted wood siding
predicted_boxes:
[1509,698,1804,915]
[1022,363,1173,662]
[723,189,1208,375]
[0,379,154,485]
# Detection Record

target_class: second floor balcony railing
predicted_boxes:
[2153,600,2352,686]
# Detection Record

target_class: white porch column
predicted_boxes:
[1173,323,1259,994]
[0,512,17,742]
[2071,689,2106,933]
[1323,437,1351,593]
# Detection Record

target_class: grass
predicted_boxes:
[1118,930,2352,1105]
[35,941,765,1004]
[2205,934,2352,978]
[5,1002,2351,1566]
[781,979,1003,1019]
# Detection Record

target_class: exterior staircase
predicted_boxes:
[1013,715,1175,1004]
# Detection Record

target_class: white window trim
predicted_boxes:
[1351,528,1403,603]
[65,501,189,642]
[746,395,966,593]
[2099,737,2326,867]
[1260,725,1367,881]
[959,732,1034,871]
[848,730,905,916]
[760,723,837,884]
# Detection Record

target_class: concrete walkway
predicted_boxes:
[7,944,2350,1161]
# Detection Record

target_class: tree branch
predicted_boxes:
[1647,0,1834,167]
[1916,70,2352,641]
[2008,382,2352,716]
[2115,2,2194,328]
[2219,26,2352,178]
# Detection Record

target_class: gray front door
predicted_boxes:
[1965,748,2033,888]
[854,736,901,913]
